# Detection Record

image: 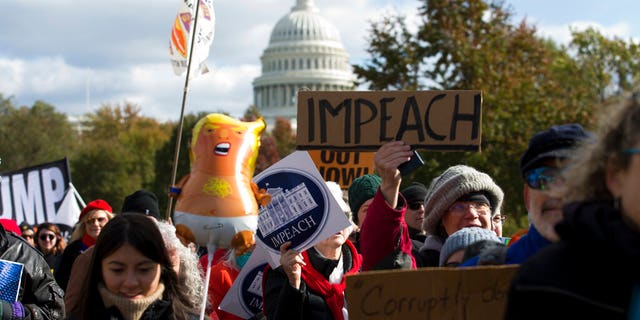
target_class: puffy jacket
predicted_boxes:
[0,224,65,319]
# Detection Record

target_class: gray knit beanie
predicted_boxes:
[439,227,501,266]
[422,165,504,235]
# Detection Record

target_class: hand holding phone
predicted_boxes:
[398,150,424,176]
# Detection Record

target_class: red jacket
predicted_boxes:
[359,189,416,271]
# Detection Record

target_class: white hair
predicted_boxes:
[155,220,204,309]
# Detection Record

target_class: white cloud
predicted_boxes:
[3,0,640,123]
[535,21,634,45]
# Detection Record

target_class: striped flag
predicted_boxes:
[169,0,215,79]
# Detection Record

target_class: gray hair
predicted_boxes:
[155,220,205,310]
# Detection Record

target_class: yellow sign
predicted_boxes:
[308,150,375,189]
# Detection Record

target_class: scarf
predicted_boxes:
[300,240,361,320]
[98,282,165,320]
[81,233,96,250]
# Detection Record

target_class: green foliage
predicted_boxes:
[70,103,170,211]
[5,0,640,229]
[0,96,77,172]
[354,0,640,229]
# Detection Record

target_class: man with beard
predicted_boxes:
[461,124,591,265]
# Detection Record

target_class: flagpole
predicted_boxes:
[167,0,202,219]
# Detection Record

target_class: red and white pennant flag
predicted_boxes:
[169,0,215,79]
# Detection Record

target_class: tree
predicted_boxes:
[352,0,640,234]
[271,116,296,158]
[353,12,423,90]
[570,27,640,101]
[71,103,170,210]
[0,96,77,172]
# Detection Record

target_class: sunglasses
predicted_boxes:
[623,148,640,155]
[39,234,56,241]
[408,202,424,210]
[525,166,563,190]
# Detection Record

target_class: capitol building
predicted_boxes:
[252,0,355,126]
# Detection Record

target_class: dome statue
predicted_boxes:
[252,0,355,126]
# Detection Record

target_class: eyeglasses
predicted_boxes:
[408,202,424,210]
[39,234,56,241]
[623,148,640,155]
[492,215,507,223]
[86,217,108,225]
[525,166,564,190]
[447,202,491,215]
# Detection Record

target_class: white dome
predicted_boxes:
[252,0,355,122]
[269,0,342,44]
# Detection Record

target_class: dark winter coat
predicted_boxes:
[505,200,640,319]
[0,224,65,319]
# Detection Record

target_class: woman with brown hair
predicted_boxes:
[35,222,67,274]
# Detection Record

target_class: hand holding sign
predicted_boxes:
[279,241,306,289]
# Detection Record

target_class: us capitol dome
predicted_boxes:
[252,0,355,125]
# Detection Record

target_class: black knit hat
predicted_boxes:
[121,189,161,220]
[520,124,591,177]
[401,182,428,205]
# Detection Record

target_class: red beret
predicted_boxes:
[80,199,112,222]
[0,219,21,235]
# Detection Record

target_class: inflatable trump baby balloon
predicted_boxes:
[172,113,270,251]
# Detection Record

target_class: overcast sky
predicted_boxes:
[1,0,639,122]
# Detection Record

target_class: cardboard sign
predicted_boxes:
[253,151,352,268]
[296,90,482,151]
[345,265,518,320]
[307,150,375,189]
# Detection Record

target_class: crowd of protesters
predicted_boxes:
[1,94,639,319]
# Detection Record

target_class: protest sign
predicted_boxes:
[346,265,518,320]
[0,259,24,302]
[0,158,81,233]
[253,151,352,268]
[307,150,375,189]
[219,247,269,319]
[297,90,482,151]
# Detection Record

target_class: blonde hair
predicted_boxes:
[562,95,640,203]
[69,210,114,242]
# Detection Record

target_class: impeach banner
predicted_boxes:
[296,90,482,151]
[345,265,518,320]
[307,150,375,189]
[0,158,76,230]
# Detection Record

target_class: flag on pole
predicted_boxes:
[52,183,83,227]
[169,0,215,79]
